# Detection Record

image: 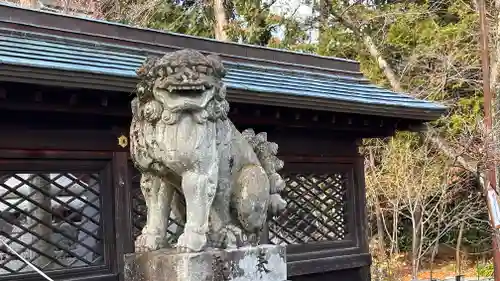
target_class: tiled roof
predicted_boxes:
[0,31,447,120]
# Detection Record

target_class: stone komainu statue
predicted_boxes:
[130,49,287,252]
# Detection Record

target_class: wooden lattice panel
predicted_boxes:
[269,173,348,245]
[131,170,348,246]
[131,182,146,240]
[0,173,102,274]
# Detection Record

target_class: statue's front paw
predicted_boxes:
[135,233,168,253]
[176,229,207,252]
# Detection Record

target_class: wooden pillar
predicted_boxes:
[113,152,133,279]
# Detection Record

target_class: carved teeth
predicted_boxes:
[163,84,207,91]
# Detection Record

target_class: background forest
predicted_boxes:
[7,0,500,280]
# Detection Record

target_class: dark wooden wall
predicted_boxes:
[0,84,372,281]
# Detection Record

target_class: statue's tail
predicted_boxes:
[241,129,287,216]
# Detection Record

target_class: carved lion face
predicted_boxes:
[148,49,226,113]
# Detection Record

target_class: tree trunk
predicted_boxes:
[374,196,386,258]
[318,0,332,46]
[391,203,399,255]
[456,220,465,276]
[332,13,403,92]
[368,148,386,258]
[411,203,423,279]
[429,234,439,281]
[213,0,229,41]
[362,35,403,93]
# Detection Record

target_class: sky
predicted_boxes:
[270,0,313,21]
[269,0,319,44]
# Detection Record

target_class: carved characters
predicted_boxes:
[129,49,287,253]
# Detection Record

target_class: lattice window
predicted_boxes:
[0,173,102,275]
[131,169,184,244]
[131,180,146,240]
[130,170,348,246]
[269,173,348,245]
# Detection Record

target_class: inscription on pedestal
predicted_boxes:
[124,245,286,281]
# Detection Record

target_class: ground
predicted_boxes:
[400,260,493,281]
[372,253,493,281]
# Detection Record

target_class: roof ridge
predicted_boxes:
[3,29,403,88]
[0,30,447,109]
[1,28,370,81]
[0,3,362,74]
[0,33,435,105]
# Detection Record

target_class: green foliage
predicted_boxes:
[477,261,495,277]
[446,95,483,135]
[316,27,360,59]
[225,0,274,45]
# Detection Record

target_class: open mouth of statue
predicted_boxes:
[166,84,207,92]
[158,83,214,111]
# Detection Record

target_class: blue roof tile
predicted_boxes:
[0,32,447,118]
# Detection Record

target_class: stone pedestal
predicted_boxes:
[124,244,286,281]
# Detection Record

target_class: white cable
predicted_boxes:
[0,239,54,281]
